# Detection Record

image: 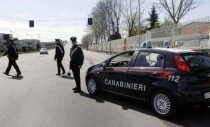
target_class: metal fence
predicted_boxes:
[89,16,210,53]
[150,16,210,48]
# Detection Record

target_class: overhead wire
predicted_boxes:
[0,15,86,22]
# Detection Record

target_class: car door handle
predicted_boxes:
[123,71,127,74]
[150,73,159,76]
[105,68,113,71]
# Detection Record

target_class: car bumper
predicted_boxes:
[189,89,210,105]
[176,87,210,107]
[40,52,48,54]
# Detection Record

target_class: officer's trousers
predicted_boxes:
[57,58,65,74]
[5,58,21,74]
[72,68,81,90]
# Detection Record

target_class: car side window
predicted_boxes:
[165,58,176,69]
[108,51,134,67]
[135,52,164,67]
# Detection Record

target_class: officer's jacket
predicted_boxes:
[70,44,84,69]
[54,43,65,59]
[3,44,18,60]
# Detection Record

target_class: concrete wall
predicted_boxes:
[89,34,147,53]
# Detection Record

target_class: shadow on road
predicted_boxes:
[7,75,24,80]
[80,91,210,127]
[61,75,75,80]
[80,91,106,103]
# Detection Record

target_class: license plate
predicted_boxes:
[204,92,210,99]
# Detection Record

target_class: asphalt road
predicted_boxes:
[0,42,210,127]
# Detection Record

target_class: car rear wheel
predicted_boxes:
[87,76,99,95]
[151,90,176,118]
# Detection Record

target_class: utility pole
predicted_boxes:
[138,0,141,48]
[108,9,111,55]
[107,0,112,55]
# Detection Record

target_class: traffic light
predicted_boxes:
[29,20,34,27]
[88,18,92,25]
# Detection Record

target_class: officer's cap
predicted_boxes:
[70,36,77,42]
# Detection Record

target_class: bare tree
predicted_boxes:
[106,0,123,40]
[90,1,107,43]
[161,16,174,27]
[82,34,94,50]
[158,0,200,24]
[122,0,139,36]
[87,0,124,43]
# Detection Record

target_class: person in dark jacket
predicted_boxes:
[54,39,65,76]
[70,36,84,93]
[3,39,21,76]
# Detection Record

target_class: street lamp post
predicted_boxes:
[108,10,111,55]
[106,0,111,55]
[10,31,19,39]
[138,0,141,48]
[26,34,34,50]
[104,7,108,54]
[26,34,33,39]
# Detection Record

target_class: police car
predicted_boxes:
[85,48,210,118]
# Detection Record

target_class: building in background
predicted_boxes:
[0,33,41,52]
[0,33,13,52]
[17,39,41,50]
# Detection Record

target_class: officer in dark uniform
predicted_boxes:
[70,36,84,93]
[54,39,65,76]
[3,39,21,76]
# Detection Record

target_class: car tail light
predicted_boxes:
[174,55,190,72]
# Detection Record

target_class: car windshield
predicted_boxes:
[182,53,210,71]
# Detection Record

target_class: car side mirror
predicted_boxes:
[159,55,165,68]
[101,62,106,70]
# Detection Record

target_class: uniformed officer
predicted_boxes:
[3,39,21,76]
[70,36,84,93]
[54,39,65,76]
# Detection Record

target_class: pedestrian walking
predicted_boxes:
[3,39,21,76]
[69,36,84,93]
[54,39,65,76]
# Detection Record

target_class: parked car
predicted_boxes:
[86,48,210,118]
[40,48,48,54]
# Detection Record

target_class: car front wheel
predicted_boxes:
[87,76,99,95]
[151,90,176,118]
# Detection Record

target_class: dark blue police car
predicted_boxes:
[85,48,210,118]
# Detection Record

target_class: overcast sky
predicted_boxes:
[0,0,209,42]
